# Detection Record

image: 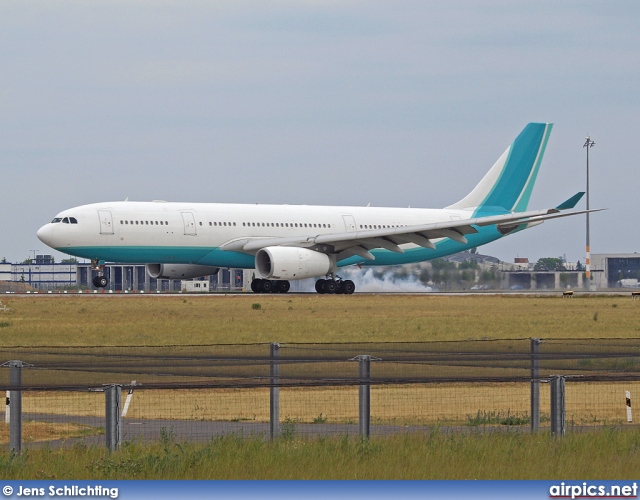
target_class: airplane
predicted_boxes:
[36,123,598,294]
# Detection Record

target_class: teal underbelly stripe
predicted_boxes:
[62,246,254,269]
[62,226,505,271]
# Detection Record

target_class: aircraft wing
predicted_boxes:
[221,206,603,262]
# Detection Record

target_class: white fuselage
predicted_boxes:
[36,201,486,270]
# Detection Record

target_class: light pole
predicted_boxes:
[583,135,595,289]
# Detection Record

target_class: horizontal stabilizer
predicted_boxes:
[555,192,585,210]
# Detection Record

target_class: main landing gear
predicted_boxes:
[315,278,355,295]
[91,259,109,288]
[249,276,356,294]
[251,278,291,294]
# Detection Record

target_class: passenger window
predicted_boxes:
[199,222,202,226]
[210,222,213,226]
[160,221,163,225]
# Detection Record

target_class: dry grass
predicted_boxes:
[2,295,639,431]
[19,381,639,427]
[0,294,639,346]
[0,421,100,444]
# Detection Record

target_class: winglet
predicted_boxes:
[555,192,584,210]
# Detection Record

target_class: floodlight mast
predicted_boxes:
[583,135,595,289]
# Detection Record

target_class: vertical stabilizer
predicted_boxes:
[446,123,553,214]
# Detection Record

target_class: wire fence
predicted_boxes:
[1,339,639,451]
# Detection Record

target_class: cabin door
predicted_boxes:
[181,212,197,235]
[98,210,114,235]
[342,215,357,232]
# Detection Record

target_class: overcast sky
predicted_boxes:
[1,1,638,265]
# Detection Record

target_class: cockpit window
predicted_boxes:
[69,217,78,224]
[51,218,62,223]
[62,217,70,224]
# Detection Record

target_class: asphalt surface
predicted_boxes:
[15,412,639,450]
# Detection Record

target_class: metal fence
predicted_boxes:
[1,338,640,453]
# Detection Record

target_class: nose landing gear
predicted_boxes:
[91,259,109,288]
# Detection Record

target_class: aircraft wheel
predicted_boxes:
[269,280,280,293]
[334,281,344,294]
[97,276,108,288]
[315,279,326,294]
[261,279,273,293]
[278,280,291,293]
[92,276,101,288]
[342,280,355,294]
[251,279,263,293]
[323,280,337,294]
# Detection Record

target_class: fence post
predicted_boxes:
[9,361,23,455]
[530,338,541,432]
[270,343,280,440]
[105,385,122,452]
[358,355,371,439]
[550,376,566,437]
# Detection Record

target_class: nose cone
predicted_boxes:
[37,224,54,247]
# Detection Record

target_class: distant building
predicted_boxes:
[591,253,640,288]
[0,255,250,292]
[181,280,210,292]
[0,259,77,290]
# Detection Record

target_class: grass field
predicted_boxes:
[1,293,639,479]
[0,294,638,346]
[1,430,640,479]
[0,421,101,445]
[18,381,638,427]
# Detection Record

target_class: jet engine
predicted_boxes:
[255,246,332,280]
[146,264,220,280]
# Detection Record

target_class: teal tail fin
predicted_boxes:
[447,123,553,214]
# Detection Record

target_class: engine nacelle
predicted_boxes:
[255,246,332,280]
[146,264,220,280]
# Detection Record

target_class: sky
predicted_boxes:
[1,1,639,265]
